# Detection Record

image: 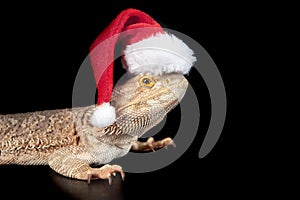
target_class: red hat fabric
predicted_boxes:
[89,8,196,128]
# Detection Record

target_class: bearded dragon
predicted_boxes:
[0,73,188,184]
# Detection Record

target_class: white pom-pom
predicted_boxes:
[90,103,116,128]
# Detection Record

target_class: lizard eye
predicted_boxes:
[139,76,156,88]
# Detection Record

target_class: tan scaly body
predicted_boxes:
[0,74,188,183]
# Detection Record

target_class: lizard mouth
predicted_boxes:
[158,75,188,112]
[165,77,188,101]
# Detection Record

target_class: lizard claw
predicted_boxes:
[86,164,125,185]
[165,139,176,150]
[120,171,125,181]
[107,175,112,185]
[87,170,92,184]
[149,144,155,152]
[99,164,124,185]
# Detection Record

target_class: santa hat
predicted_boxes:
[89,8,196,128]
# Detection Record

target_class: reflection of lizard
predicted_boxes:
[0,73,188,184]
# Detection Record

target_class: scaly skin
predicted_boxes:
[0,73,188,183]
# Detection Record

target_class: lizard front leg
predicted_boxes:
[48,146,124,184]
[131,137,176,152]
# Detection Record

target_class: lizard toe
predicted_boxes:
[91,164,125,184]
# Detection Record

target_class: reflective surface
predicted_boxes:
[0,165,125,200]
[49,170,123,200]
[0,158,226,200]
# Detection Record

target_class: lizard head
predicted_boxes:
[111,73,188,122]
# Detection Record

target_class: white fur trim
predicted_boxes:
[124,33,197,75]
[90,103,116,128]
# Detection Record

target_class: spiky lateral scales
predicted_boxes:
[0,108,79,165]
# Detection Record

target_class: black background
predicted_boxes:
[0,1,286,199]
